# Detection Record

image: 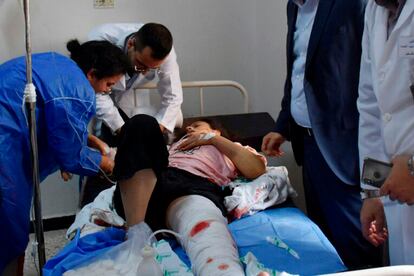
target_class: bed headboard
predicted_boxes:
[135,80,275,151]
[180,112,275,151]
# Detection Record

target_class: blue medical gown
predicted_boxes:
[0,52,102,272]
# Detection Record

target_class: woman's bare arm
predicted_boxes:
[178,134,266,179]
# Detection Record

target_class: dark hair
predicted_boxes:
[200,119,229,138]
[133,23,173,60]
[173,118,230,143]
[67,39,130,79]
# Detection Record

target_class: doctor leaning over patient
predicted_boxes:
[358,0,414,266]
[0,40,129,273]
[261,0,381,269]
[88,22,183,134]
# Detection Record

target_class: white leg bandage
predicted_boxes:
[167,195,244,276]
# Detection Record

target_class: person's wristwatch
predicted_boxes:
[407,155,414,176]
[360,189,381,200]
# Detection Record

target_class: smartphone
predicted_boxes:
[361,158,392,188]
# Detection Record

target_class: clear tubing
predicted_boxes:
[147,229,182,246]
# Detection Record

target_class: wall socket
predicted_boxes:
[94,0,114,9]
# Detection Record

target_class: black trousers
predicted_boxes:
[301,131,382,270]
[114,167,231,231]
[80,114,168,207]
[112,114,169,181]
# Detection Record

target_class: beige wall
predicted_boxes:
[0,0,305,217]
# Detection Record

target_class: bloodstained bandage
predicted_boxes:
[189,220,211,237]
[218,264,229,270]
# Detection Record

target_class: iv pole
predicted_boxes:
[23,0,46,273]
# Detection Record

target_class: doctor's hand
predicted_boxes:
[360,198,388,247]
[88,134,110,155]
[380,155,414,205]
[261,132,286,157]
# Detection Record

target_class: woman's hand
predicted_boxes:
[177,132,216,151]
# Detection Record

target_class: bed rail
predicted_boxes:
[135,80,249,115]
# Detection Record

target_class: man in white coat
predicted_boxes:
[88,23,183,134]
[358,0,414,265]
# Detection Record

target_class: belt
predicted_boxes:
[299,126,313,137]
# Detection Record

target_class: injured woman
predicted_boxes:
[111,114,266,275]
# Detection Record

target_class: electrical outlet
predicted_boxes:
[94,0,114,9]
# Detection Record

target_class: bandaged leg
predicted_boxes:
[167,195,244,276]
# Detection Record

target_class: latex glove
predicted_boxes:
[88,134,110,155]
[360,198,388,247]
[261,132,285,157]
[126,222,156,246]
[107,147,117,161]
[380,155,414,205]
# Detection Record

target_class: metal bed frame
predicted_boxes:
[134,80,249,115]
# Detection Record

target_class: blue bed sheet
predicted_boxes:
[44,207,346,275]
[228,207,346,275]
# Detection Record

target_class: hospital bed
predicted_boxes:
[45,80,347,275]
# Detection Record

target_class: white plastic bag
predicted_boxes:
[63,222,193,276]
[64,222,154,276]
[225,166,297,219]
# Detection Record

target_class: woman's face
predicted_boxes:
[185,121,219,135]
[88,73,123,94]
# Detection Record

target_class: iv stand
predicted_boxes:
[23,0,46,273]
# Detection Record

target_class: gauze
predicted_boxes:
[167,195,244,276]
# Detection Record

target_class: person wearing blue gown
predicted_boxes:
[0,39,129,273]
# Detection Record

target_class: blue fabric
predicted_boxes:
[43,228,125,276]
[0,53,101,273]
[44,208,346,275]
[229,207,345,275]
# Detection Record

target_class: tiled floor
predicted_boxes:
[24,229,68,276]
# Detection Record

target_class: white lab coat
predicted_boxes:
[88,23,183,132]
[357,0,414,265]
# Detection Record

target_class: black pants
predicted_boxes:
[302,131,382,269]
[112,114,169,181]
[80,114,168,207]
[114,167,231,231]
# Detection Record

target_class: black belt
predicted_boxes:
[299,126,313,137]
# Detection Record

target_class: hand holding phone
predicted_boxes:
[361,158,392,188]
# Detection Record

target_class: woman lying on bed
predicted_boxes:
[112,114,266,275]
